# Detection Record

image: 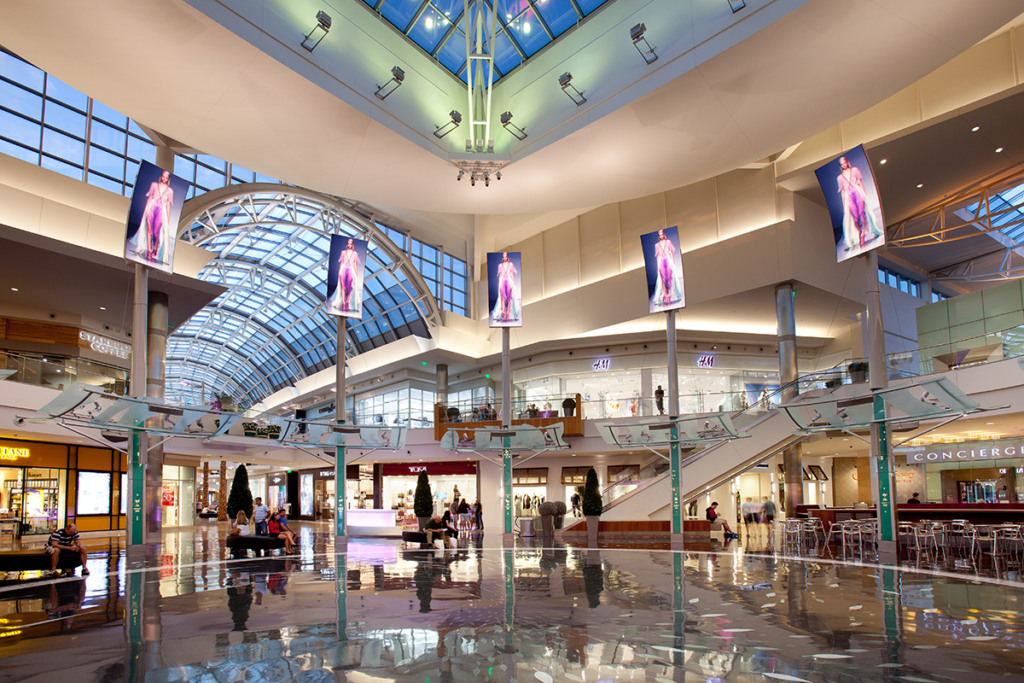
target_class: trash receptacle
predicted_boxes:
[518,518,535,537]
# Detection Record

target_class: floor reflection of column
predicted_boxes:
[673,551,685,681]
[334,548,349,668]
[503,547,515,682]
[879,567,904,681]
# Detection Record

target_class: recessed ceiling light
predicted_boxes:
[916,183,924,188]
[995,147,1003,153]
[100,306,107,310]
[971,126,980,132]
[10,287,17,292]
[879,159,887,164]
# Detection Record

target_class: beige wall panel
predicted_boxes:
[542,220,581,296]
[682,226,783,306]
[618,194,665,272]
[578,208,620,285]
[508,235,544,305]
[665,178,719,252]
[841,84,922,149]
[0,184,44,233]
[716,167,777,241]
[776,125,844,178]
[1015,26,1024,87]
[38,199,92,246]
[918,33,1017,120]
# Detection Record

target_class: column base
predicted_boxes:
[334,535,348,553]
[670,533,685,551]
[502,532,516,548]
[877,539,898,564]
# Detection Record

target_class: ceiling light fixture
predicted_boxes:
[630,23,657,64]
[100,306,107,310]
[916,183,923,188]
[559,72,586,106]
[995,147,1004,153]
[434,110,462,139]
[500,111,527,141]
[727,0,747,12]
[375,66,406,100]
[301,10,332,52]
[879,159,887,164]
[971,126,980,132]
[10,287,18,292]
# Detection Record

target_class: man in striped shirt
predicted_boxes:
[46,523,89,577]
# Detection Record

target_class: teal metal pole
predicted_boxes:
[502,327,513,539]
[667,310,683,546]
[335,317,347,543]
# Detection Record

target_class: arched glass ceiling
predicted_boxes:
[358,0,614,83]
[165,184,444,410]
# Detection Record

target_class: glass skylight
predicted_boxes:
[357,0,614,82]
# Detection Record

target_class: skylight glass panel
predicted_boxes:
[437,26,468,76]
[505,7,549,56]
[409,5,454,52]
[380,0,422,30]
[490,31,522,76]
[576,0,607,13]
[534,0,578,34]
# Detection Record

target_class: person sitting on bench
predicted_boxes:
[46,522,89,577]
[423,514,453,548]
[705,502,738,540]
[267,512,297,554]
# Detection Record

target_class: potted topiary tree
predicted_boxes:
[413,470,433,530]
[582,467,603,546]
[562,396,576,417]
[538,501,558,536]
[553,500,567,529]
[226,464,254,523]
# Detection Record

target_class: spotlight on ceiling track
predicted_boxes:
[433,110,463,139]
[499,111,527,141]
[375,66,406,100]
[727,0,746,12]
[630,23,657,64]
[558,72,586,106]
[301,10,332,52]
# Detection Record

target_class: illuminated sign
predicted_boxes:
[696,354,714,368]
[80,330,131,359]
[0,446,29,461]
[905,440,1024,464]
[161,485,175,506]
[592,358,611,371]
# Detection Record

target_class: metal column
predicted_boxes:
[502,327,513,544]
[335,317,347,549]
[145,291,168,538]
[776,283,803,516]
[667,310,683,547]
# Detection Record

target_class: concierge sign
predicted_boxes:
[904,440,1024,464]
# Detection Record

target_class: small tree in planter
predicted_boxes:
[413,471,433,529]
[538,501,558,536]
[582,467,603,546]
[553,500,567,529]
[226,464,254,521]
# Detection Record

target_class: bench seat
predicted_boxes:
[0,549,83,572]
[225,534,286,556]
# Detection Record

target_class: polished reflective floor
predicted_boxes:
[2,524,1024,681]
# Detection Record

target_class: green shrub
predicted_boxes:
[413,471,433,518]
[226,464,254,520]
[582,467,603,516]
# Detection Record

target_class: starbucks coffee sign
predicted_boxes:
[80,330,131,359]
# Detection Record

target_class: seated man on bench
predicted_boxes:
[423,514,453,549]
[47,523,89,577]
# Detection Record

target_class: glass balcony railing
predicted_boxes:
[0,350,128,395]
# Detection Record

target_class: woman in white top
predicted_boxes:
[232,510,250,536]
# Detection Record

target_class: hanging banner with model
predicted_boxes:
[326,235,368,318]
[640,226,685,313]
[814,144,886,263]
[487,251,523,327]
[124,160,189,274]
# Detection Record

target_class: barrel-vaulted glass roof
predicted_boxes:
[358,0,615,83]
[166,186,449,410]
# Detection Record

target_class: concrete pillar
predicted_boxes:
[436,364,449,406]
[145,290,168,536]
[640,367,653,416]
[775,282,803,515]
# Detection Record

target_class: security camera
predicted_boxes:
[49,313,56,319]
[14,417,25,426]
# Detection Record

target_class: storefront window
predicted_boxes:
[161,465,195,527]
[300,473,314,516]
[77,471,111,515]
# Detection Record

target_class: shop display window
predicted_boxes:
[77,471,111,515]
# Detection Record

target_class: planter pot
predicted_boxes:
[586,515,600,547]
[553,514,564,530]
[540,514,554,536]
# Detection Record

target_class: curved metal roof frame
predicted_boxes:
[167,184,443,409]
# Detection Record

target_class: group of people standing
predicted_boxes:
[705,496,778,541]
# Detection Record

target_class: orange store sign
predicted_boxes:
[0,447,29,461]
